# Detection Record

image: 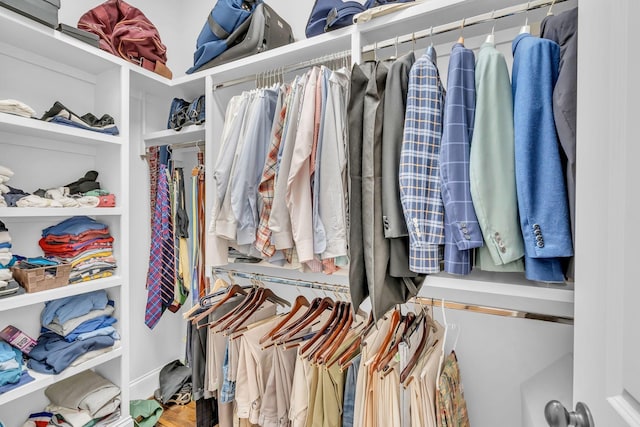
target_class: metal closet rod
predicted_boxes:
[212,267,350,294]
[212,267,573,324]
[361,0,568,53]
[411,297,574,325]
[212,50,352,91]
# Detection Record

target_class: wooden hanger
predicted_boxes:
[227,288,289,334]
[315,304,354,364]
[259,294,310,344]
[213,287,264,332]
[191,284,248,326]
[299,301,343,358]
[376,312,415,372]
[368,310,401,377]
[208,287,260,330]
[275,296,335,341]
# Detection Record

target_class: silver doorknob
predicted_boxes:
[545,400,595,427]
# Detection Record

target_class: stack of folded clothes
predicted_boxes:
[0,165,14,207]
[0,99,36,118]
[41,102,119,136]
[22,370,121,427]
[38,216,117,284]
[0,221,22,299]
[28,290,120,375]
[0,340,34,395]
[2,170,115,209]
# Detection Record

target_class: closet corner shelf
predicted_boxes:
[0,276,123,312]
[0,347,123,406]
[0,207,123,218]
[0,113,123,147]
[0,8,120,76]
[143,125,205,147]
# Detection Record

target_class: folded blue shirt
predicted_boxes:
[41,216,108,238]
[27,332,115,374]
[0,341,15,363]
[42,315,118,342]
[41,290,109,327]
[0,346,23,387]
[0,370,34,394]
[48,116,120,135]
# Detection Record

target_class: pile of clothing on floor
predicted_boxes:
[22,370,121,427]
[0,169,116,208]
[0,340,34,395]
[39,216,117,284]
[28,290,120,375]
[0,99,35,118]
[0,220,23,299]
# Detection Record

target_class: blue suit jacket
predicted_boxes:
[512,33,573,282]
[440,43,483,275]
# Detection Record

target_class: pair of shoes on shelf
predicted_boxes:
[167,95,205,131]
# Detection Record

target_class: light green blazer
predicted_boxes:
[469,43,524,272]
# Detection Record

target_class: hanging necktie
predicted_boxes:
[145,163,173,329]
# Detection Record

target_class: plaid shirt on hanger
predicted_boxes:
[399,46,446,274]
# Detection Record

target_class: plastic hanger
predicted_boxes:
[485,10,496,44]
[520,2,531,34]
[436,299,449,390]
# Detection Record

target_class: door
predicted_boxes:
[573,0,640,425]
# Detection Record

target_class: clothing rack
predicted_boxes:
[211,267,350,294]
[212,50,352,91]
[411,297,573,325]
[361,0,570,54]
[212,268,573,324]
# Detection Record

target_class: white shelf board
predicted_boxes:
[0,347,122,406]
[0,113,123,146]
[143,125,205,147]
[0,276,123,312]
[0,207,123,218]
[0,8,119,76]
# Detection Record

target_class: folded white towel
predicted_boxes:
[0,268,12,281]
[0,99,36,118]
[0,166,14,178]
[16,195,63,208]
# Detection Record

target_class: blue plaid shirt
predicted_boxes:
[399,46,446,274]
[440,43,483,275]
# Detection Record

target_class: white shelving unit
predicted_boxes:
[0,5,130,427]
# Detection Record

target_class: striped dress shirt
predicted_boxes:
[440,43,483,275]
[399,46,446,274]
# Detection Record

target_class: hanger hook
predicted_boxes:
[491,9,496,35]
[394,35,398,58]
[547,0,557,16]
[412,32,416,52]
[429,26,434,47]
[525,1,531,26]
[374,41,378,61]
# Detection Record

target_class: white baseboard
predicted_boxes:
[129,366,162,400]
[110,415,134,427]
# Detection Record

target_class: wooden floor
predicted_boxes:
[157,401,197,427]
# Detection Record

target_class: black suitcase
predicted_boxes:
[0,0,59,28]
[197,2,294,71]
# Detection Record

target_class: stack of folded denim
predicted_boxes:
[167,95,205,131]
[41,102,119,136]
[0,340,34,395]
[38,216,117,284]
[28,290,120,375]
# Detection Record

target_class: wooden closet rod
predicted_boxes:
[212,50,351,91]
[212,268,573,324]
[361,0,570,53]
